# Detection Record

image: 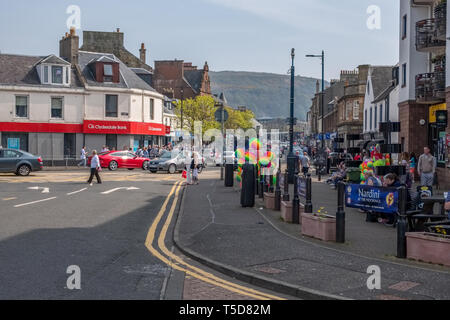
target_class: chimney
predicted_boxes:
[139,43,146,64]
[316,80,320,93]
[203,61,209,72]
[59,27,79,65]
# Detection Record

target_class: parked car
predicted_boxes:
[88,151,150,171]
[0,148,43,176]
[148,150,205,174]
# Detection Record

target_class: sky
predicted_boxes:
[0,0,399,81]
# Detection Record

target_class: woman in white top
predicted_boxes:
[87,150,102,185]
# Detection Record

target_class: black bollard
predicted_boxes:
[274,169,281,210]
[304,173,313,213]
[224,163,234,187]
[336,181,345,243]
[282,170,290,201]
[397,186,407,259]
[292,172,300,224]
[258,172,264,198]
[268,174,274,192]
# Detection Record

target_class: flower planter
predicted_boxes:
[301,212,336,242]
[280,201,304,223]
[264,192,276,210]
[406,232,450,267]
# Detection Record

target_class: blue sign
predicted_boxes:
[345,184,399,214]
[7,138,20,150]
[325,133,331,140]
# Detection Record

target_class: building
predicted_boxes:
[399,0,449,187]
[153,60,211,100]
[0,29,167,165]
[362,65,398,149]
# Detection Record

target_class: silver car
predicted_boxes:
[0,148,43,176]
[148,151,205,174]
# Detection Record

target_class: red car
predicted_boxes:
[88,151,150,171]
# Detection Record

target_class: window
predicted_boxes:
[374,106,377,129]
[105,95,118,117]
[104,64,113,82]
[64,133,76,159]
[402,15,407,39]
[66,67,69,84]
[150,98,154,120]
[370,108,373,131]
[51,97,63,118]
[44,66,49,83]
[353,101,359,120]
[106,134,117,150]
[3,150,21,158]
[367,81,370,95]
[402,63,407,87]
[15,96,28,118]
[365,109,367,131]
[52,66,63,84]
[379,104,383,126]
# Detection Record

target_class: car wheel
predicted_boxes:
[17,165,31,176]
[168,164,176,174]
[142,161,149,170]
[108,161,118,171]
[150,170,157,173]
[128,168,134,170]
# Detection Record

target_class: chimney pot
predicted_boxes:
[70,27,76,36]
[117,28,120,32]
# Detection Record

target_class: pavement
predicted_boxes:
[174,169,450,300]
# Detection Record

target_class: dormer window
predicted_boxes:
[104,64,113,82]
[37,55,71,86]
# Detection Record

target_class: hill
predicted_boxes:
[209,71,326,121]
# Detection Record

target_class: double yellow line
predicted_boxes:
[145,181,285,300]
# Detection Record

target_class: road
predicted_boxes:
[0,168,291,300]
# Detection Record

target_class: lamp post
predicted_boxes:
[306,51,325,150]
[287,48,297,183]
[214,101,225,180]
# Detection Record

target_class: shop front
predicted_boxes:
[428,104,448,168]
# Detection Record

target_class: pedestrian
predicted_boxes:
[409,152,417,183]
[445,191,450,220]
[300,151,310,176]
[143,147,149,158]
[382,173,411,226]
[78,146,87,167]
[87,150,102,185]
[101,145,108,153]
[192,153,199,185]
[417,146,436,187]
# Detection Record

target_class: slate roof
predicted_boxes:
[184,69,203,93]
[78,51,156,92]
[372,83,394,103]
[370,66,393,100]
[0,54,83,88]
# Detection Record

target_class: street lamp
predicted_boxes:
[287,48,297,183]
[306,51,325,150]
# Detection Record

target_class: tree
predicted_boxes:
[224,107,255,130]
[174,95,219,133]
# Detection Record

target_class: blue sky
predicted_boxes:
[0,0,399,80]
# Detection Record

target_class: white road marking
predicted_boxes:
[2,197,17,201]
[14,197,57,208]
[101,187,140,195]
[28,186,50,193]
[67,188,87,196]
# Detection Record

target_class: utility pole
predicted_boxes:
[287,48,297,184]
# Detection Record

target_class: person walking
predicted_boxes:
[192,152,199,185]
[87,150,102,186]
[78,146,87,167]
[417,146,436,187]
[409,152,417,183]
[300,151,310,177]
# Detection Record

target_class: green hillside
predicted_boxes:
[209,71,325,121]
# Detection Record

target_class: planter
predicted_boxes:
[264,192,276,210]
[406,232,450,267]
[280,201,304,223]
[301,212,336,242]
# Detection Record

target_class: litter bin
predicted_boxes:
[225,163,234,187]
[346,168,361,183]
[241,164,255,207]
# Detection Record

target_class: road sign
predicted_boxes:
[215,107,229,122]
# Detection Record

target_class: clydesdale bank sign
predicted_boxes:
[345,184,399,214]
[83,120,169,136]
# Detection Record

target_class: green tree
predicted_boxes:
[174,95,219,133]
[224,107,255,130]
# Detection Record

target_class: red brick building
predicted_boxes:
[152,60,211,100]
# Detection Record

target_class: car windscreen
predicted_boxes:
[160,151,172,159]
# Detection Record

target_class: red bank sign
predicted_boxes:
[83,120,167,136]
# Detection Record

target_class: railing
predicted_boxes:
[435,2,447,40]
[416,18,446,52]
[415,72,446,104]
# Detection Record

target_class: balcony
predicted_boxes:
[416,19,446,52]
[435,2,447,41]
[415,72,446,104]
